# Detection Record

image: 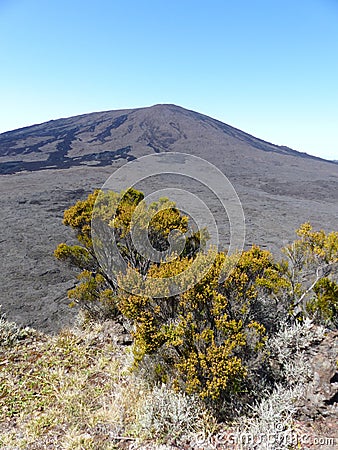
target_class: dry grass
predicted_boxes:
[1,314,335,450]
[0,316,215,449]
[0,317,138,449]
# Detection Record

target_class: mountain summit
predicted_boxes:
[0,104,330,174]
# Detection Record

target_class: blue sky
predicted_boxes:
[0,0,338,160]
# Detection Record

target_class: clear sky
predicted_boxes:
[0,0,338,160]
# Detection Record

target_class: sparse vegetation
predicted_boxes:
[0,318,216,449]
[1,189,337,448]
[0,307,34,347]
[1,315,332,449]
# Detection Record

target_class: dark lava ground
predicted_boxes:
[1,105,337,332]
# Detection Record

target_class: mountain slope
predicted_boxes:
[0,104,337,332]
[0,104,329,174]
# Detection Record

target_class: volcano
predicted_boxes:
[1,104,337,331]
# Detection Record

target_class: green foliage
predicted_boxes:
[55,188,338,418]
[219,245,287,331]
[295,222,338,264]
[68,271,118,320]
[63,189,100,248]
[118,250,268,408]
[55,187,203,319]
[281,222,338,324]
[307,277,338,325]
[54,243,94,270]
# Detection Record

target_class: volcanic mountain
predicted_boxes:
[0,103,334,174]
[1,104,337,331]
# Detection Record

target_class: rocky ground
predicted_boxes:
[0,105,337,333]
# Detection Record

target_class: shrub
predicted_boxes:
[54,188,202,321]
[0,307,33,347]
[307,277,338,326]
[281,223,338,324]
[234,320,327,450]
[264,319,325,393]
[118,249,276,416]
[67,270,119,321]
[237,383,304,450]
[55,189,338,419]
[133,383,216,445]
